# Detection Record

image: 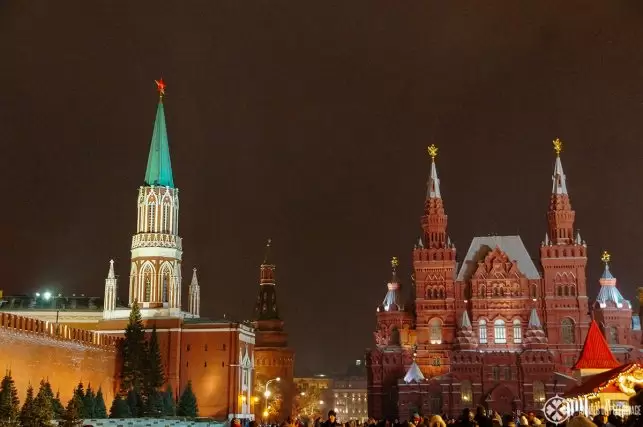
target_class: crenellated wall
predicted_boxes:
[0,312,120,405]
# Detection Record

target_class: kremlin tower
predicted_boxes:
[252,240,295,420]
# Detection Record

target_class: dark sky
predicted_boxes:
[2,1,643,374]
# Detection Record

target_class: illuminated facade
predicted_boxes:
[366,141,643,419]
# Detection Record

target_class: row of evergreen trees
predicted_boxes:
[0,372,108,426]
[109,301,198,418]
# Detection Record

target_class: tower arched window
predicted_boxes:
[607,326,618,344]
[147,201,156,232]
[429,318,442,344]
[513,319,522,344]
[161,270,170,302]
[570,286,576,296]
[561,318,575,344]
[163,204,170,233]
[533,380,545,404]
[479,320,488,344]
[143,267,153,301]
[461,380,472,404]
[531,284,537,299]
[557,286,563,297]
[479,285,486,298]
[564,286,569,296]
[494,319,506,344]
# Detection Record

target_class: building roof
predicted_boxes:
[144,99,175,188]
[0,294,125,311]
[381,258,403,312]
[596,263,632,310]
[403,360,425,384]
[573,320,621,370]
[456,235,540,281]
[427,158,441,199]
[528,308,542,328]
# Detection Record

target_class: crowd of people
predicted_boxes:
[233,406,642,427]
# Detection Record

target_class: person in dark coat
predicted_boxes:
[322,411,340,427]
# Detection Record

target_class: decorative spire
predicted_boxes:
[552,138,568,195]
[528,308,542,329]
[188,267,200,317]
[380,257,403,312]
[426,144,441,199]
[403,360,425,384]
[263,238,272,264]
[575,230,583,245]
[455,310,477,349]
[107,259,115,280]
[255,240,281,321]
[547,138,575,245]
[523,308,548,347]
[144,79,175,188]
[421,145,450,249]
[596,251,631,309]
[573,320,620,370]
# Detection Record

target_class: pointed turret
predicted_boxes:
[188,267,201,317]
[523,308,548,348]
[380,257,403,312]
[144,79,175,188]
[421,144,450,249]
[547,138,575,245]
[403,359,425,384]
[573,320,620,372]
[595,251,632,309]
[455,310,478,349]
[103,259,118,317]
[255,239,280,321]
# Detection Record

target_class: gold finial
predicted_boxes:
[553,138,563,155]
[427,144,438,160]
[391,256,399,269]
[601,251,611,264]
[155,78,166,98]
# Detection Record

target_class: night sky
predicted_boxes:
[2,2,643,375]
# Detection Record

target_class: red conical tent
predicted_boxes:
[573,320,621,370]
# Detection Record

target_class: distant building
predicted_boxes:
[366,141,643,419]
[332,360,368,422]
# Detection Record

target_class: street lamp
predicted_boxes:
[35,291,62,334]
[264,377,281,422]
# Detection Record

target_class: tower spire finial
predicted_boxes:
[155,78,166,99]
[391,256,399,282]
[553,137,563,155]
[601,250,611,265]
[426,144,441,199]
[427,144,438,160]
[263,238,272,264]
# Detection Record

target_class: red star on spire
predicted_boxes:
[155,78,166,97]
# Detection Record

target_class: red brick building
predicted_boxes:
[365,141,642,419]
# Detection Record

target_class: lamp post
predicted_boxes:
[263,377,281,423]
[36,291,62,334]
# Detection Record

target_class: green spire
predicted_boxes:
[144,81,175,188]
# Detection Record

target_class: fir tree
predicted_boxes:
[32,379,54,425]
[0,370,20,424]
[82,384,96,418]
[19,384,34,427]
[177,381,198,418]
[94,388,108,419]
[72,382,85,418]
[109,395,131,419]
[161,384,176,417]
[61,395,83,427]
[126,388,142,418]
[52,391,65,420]
[120,301,147,395]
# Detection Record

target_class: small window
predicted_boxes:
[221,362,225,367]
[187,344,191,351]
[494,319,507,344]
[479,320,488,344]
[503,367,511,380]
[186,361,189,367]
[492,367,500,381]
[204,361,208,367]
[513,319,522,344]
[223,344,227,351]
[205,344,208,351]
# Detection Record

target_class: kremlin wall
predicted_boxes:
[0,311,119,404]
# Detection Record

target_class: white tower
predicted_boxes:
[103,259,118,319]
[188,267,201,317]
[129,80,183,316]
